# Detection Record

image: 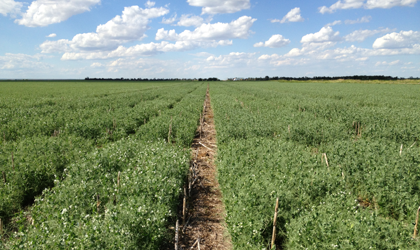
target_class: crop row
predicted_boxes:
[1,82,205,248]
[211,82,420,249]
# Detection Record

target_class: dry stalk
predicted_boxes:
[410,141,417,148]
[96,194,101,213]
[414,206,420,239]
[12,152,14,171]
[271,198,279,249]
[0,218,3,235]
[322,153,329,167]
[168,116,173,143]
[117,171,121,191]
[2,171,6,184]
[400,144,403,156]
[199,142,213,151]
[190,239,199,249]
[183,187,187,226]
[175,220,179,250]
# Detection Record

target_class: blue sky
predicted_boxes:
[0,0,419,79]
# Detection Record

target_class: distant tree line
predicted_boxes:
[85,77,220,81]
[228,75,419,81]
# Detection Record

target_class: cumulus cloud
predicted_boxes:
[46,33,57,38]
[325,20,342,27]
[301,26,342,43]
[365,0,418,9]
[40,5,169,53]
[345,16,372,24]
[254,35,290,48]
[162,14,177,24]
[177,14,204,27]
[16,0,101,27]
[319,0,365,14]
[156,16,256,41]
[187,0,251,14]
[319,0,418,13]
[206,52,257,69]
[145,0,155,8]
[375,60,400,66]
[373,30,420,49]
[344,28,392,42]
[61,40,232,60]
[0,53,50,70]
[0,0,22,17]
[90,62,103,68]
[271,7,304,24]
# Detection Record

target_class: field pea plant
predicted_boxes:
[0,81,206,249]
[211,81,420,249]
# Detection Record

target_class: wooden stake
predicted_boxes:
[3,171,6,184]
[175,219,179,250]
[117,171,121,191]
[400,144,403,156]
[271,198,279,249]
[12,152,14,171]
[322,153,329,167]
[183,187,187,226]
[168,117,173,143]
[200,114,202,139]
[96,194,100,213]
[414,206,420,239]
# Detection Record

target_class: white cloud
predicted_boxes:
[187,0,251,14]
[177,14,204,27]
[344,28,392,42]
[156,16,256,41]
[0,53,50,70]
[373,30,420,49]
[16,0,101,27]
[145,1,155,8]
[61,40,232,60]
[345,16,372,24]
[46,33,57,38]
[375,60,400,66]
[365,0,418,9]
[90,62,103,68]
[0,0,22,17]
[206,52,256,68]
[254,35,290,48]
[319,0,365,14]
[40,5,169,53]
[301,26,342,43]
[162,14,177,24]
[319,0,418,13]
[271,7,304,24]
[325,20,342,27]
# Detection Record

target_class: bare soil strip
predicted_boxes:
[179,87,231,250]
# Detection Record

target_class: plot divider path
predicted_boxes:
[179,86,232,250]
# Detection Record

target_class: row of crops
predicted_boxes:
[211,81,420,249]
[0,81,207,248]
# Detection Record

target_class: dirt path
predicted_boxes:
[178,87,231,250]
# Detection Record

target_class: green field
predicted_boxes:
[1,80,419,249]
[211,81,420,249]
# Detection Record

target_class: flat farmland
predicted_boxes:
[1,80,419,249]
[211,81,420,249]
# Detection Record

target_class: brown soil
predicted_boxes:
[178,86,231,250]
